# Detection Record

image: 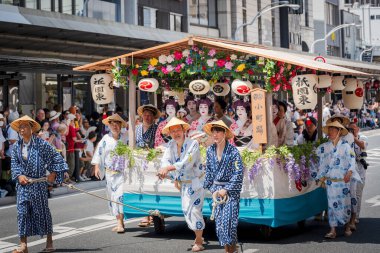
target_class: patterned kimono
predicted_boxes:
[92,133,127,217]
[204,142,244,246]
[188,116,213,138]
[154,119,172,148]
[11,136,68,238]
[230,119,253,147]
[161,138,205,231]
[352,135,368,216]
[316,139,361,227]
[135,123,157,149]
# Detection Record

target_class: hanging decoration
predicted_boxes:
[331,76,346,91]
[189,79,210,95]
[342,78,364,110]
[90,74,114,105]
[316,75,332,89]
[138,78,159,92]
[291,74,318,110]
[231,79,253,96]
[212,82,230,96]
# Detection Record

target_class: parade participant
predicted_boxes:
[188,97,213,138]
[316,121,361,239]
[11,115,68,253]
[347,121,368,229]
[230,100,253,148]
[176,107,188,121]
[214,97,233,127]
[185,94,200,124]
[135,104,160,149]
[203,120,244,253]
[92,114,128,234]
[296,116,318,144]
[273,101,288,146]
[154,98,179,147]
[157,117,205,252]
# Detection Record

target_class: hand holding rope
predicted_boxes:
[210,190,228,221]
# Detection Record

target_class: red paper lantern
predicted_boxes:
[355,87,364,97]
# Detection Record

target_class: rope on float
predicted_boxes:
[210,191,228,221]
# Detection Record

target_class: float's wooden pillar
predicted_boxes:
[129,73,136,148]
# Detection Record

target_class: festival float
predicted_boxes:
[75,36,368,237]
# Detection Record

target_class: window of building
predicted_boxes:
[61,0,73,14]
[305,0,309,27]
[345,26,351,37]
[25,0,37,9]
[327,45,340,56]
[40,1,52,12]
[325,3,338,26]
[242,9,247,42]
[356,27,361,40]
[170,13,182,32]
[376,15,380,19]
[371,15,375,19]
[189,0,217,27]
[143,7,157,28]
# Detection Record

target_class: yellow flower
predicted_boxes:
[149,58,158,66]
[141,70,149,76]
[135,64,140,68]
[236,63,246,72]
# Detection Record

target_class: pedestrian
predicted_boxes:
[157,117,205,252]
[91,114,128,233]
[10,115,68,253]
[316,121,361,239]
[296,116,318,144]
[203,120,244,253]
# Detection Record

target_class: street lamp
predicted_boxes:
[359,46,376,62]
[310,23,361,54]
[233,1,300,41]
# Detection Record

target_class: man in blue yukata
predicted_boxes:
[11,115,68,253]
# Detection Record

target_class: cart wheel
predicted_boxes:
[153,215,165,234]
[259,225,272,239]
[297,220,306,230]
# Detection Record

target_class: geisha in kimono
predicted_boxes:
[135,104,160,149]
[154,98,179,148]
[230,100,254,148]
[185,94,200,124]
[188,97,213,141]
[203,120,244,253]
[316,121,361,239]
[157,117,205,252]
[11,115,68,253]
[92,114,129,234]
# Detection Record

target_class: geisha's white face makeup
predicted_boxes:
[236,106,247,119]
[187,100,197,113]
[272,105,279,118]
[199,104,209,116]
[42,122,50,131]
[166,104,176,117]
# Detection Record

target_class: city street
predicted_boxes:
[0,132,380,253]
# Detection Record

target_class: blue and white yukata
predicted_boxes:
[135,124,158,149]
[352,134,368,216]
[92,133,128,217]
[204,142,244,246]
[316,139,361,227]
[161,138,205,231]
[11,136,68,238]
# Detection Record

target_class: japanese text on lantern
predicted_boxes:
[90,74,114,105]
[294,76,311,106]
[251,88,267,144]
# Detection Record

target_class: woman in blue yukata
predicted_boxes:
[11,115,68,253]
[316,120,361,239]
[203,120,244,253]
[157,117,205,252]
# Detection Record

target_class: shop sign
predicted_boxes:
[251,88,267,144]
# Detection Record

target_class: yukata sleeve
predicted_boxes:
[171,141,199,172]
[224,149,244,192]
[43,141,68,184]
[345,145,361,182]
[203,147,214,190]
[91,138,105,165]
[161,144,178,180]
[315,144,329,180]
[11,144,22,181]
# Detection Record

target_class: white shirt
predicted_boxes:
[92,133,127,168]
[6,127,19,157]
[85,141,94,155]
[22,140,32,160]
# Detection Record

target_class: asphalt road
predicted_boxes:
[1,131,380,253]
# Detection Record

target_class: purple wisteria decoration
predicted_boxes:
[110,155,127,172]
[248,158,263,182]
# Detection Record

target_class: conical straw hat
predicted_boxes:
[102,113,128,128]
[162,117,190,135]
[137,104,161,119]
[203,120,234,139]
[10,115,41,133]
[322,120,348,136]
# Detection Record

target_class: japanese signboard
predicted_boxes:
[291,74,318,110]
[251,88,267,144]
[90,74,114,105]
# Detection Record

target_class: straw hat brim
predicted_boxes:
[10,115,41,133]
[203,120,234,140]
[162,117,190,135]
[137,104,161,119]
[322,121,348,136]
[327,115,350,126]
[102,114,128,128]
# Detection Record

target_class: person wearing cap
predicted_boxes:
[203,120,244,253]
[92,114,128,233]
[315,121,361,239]
[136,104,160,149]
[157,117,205,252]
[10,116,68,253]
[296,116,318,145]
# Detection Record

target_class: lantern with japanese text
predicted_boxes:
[342,78,364,110]
[189,79,210,95]
[212,82,230,96]
[331,76,346,91]
[138,78,159,92]
[316,75,332,89]
[90,74,114,105]
[231,79,253,96]
[291,74,318,110]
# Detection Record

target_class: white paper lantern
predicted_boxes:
[138,78,159,92]
[189,80,210,95]
[90,74,114,105]
[212,82,230,96]
[231,79,253,96]
[316,75,332,89]
[342,78,364,110]
[331,76,346,91]
[291,74,318,110]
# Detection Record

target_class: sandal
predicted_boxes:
[324,232,336,239]
[193,237,205,245]
[192,244,205,252]
[12,248,28,253]
[40,248,55,253]
[349,224,356,231]
[138,217,153,227]
[116,226,125,234]
[344,230,352,237]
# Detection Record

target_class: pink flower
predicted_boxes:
[225,61,234,70]
[279,66,284,74]
[182,49,190,57]
[148,65,155,71]
[192,45,199,52]
[166,65,174,72]
[208,49,216,57]
[175,64,182,73]
[217,59,226,68]
[273,84,281,92]
[186,57,193,65]
[167,55,174,63]
[161,67,169,75]
[206,59,215,67]
[173,51,183,60]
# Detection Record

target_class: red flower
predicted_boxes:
[291,70,297,77]
[270,76,277,86]
[273,84,281,92]
[275,73,281,81]
[276,61,284,67]
[202,66,207,71]
[173,51,183,61]
[217,59,226,68]
[327,87,332,93]
[131,68,139,76]
[311,69,317,74]
[247,69,254,75]
[279,66,284,74]
[226,55,231,61]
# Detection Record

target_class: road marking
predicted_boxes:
[243,249,260,253]
[366,195,380,207]
[0,243,16,250]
